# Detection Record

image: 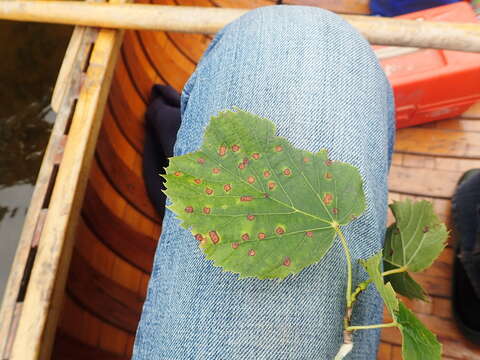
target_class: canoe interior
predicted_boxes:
[6,0,479,359]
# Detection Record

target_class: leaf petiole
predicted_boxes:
[350,279,372,304]
[335,225,353,309]
[347,321,398,331]
[382,266,408,277]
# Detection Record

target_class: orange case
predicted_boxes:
[374,3,480,128]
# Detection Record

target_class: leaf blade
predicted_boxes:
[384,200,448,273]
[397,302,442,360]
[165,109,366,279]
[360,252,399,315]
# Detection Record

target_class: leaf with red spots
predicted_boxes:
[164,109,366,279]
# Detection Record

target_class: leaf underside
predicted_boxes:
[383,262,427,301]
[362,252,441,360]
[164,109,366,279]
[383,200,448,300]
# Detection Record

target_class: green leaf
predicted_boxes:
[384,200,448,273]
[397,302,442,360]
[383,262,427,301]
[361,253,441,360]
[360,252,398,315]
[164,109,366,279]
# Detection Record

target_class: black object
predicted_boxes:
[142,85,182,217]
[452,169,480,344]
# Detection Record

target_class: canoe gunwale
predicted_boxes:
[0,26,99,360]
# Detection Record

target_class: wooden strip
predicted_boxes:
[395,127,480,159]
[52,332,128,360]
[0,21,95,360]
[51,26,97,112]
[283,0,370,14]
[9,26,125,360]
[462,101,480,119]
[75,219,146,295]
[66,252,143,333]
[2,2,480,52]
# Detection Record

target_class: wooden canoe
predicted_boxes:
[1,0,480,359]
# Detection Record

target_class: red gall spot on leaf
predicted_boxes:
[212,168,221,174]
[197,158,205,164]
[224,184,232,192]
[324,172,332,180]
[242,233,250,241]
[194,178,202,184]
[240,196,253,202]
[231,242,239,249]
[218,145,227,156]
[283,168,292,176]
[238,163,245,170]
[209,231,220,244]
[248,249,256,256]
[195,234,204,242]
[174,171,183,177]
[242,158,249,165]
[423,226,429,233]
[283,256,291,267]
[325,159,333,166]
[275,145,283,152]
[332,208,339,215]
[247,176,255,184]
[205,188,214,195]
[258,232,266,240]
[203,207,211,214]
[306,231,313,237]
[185,206,194,213]
[247,215,255,221]
[276,226,285,235]
[323,193,333,206]
[252,153,260,160]
[263,171,271,178]
[268,181,276,190]
[303,157,311,163]
[232,144,240,152]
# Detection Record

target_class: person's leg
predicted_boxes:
[133,5,395,359]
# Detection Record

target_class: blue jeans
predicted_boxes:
[133,5,395,359]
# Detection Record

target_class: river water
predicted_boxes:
[0,21,71,298]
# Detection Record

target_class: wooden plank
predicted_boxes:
[283,0,370,14]
[0,22,95,360]
[395,127,480,159]
[51,27,96,112]
[9,26,125,360]
[2,2,480,52]
[462,101,480,119]
[52,332,128,360]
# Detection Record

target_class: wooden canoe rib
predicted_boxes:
[1,1,480,359]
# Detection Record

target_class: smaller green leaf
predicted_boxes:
[384,200,448,273]
[397,302,442,360]
[360,252,398,315]
[361,252,442,360]
[383,262,427,301]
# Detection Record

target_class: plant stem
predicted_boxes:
[335,226,352,309]
[382,266,407,277]
[350,279,372,304]
[347,322,398,331]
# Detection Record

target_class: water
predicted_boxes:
[0,21,71,299]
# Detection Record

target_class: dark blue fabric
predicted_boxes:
[370,0,460,16]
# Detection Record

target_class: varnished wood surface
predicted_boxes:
[48,0,480,359]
